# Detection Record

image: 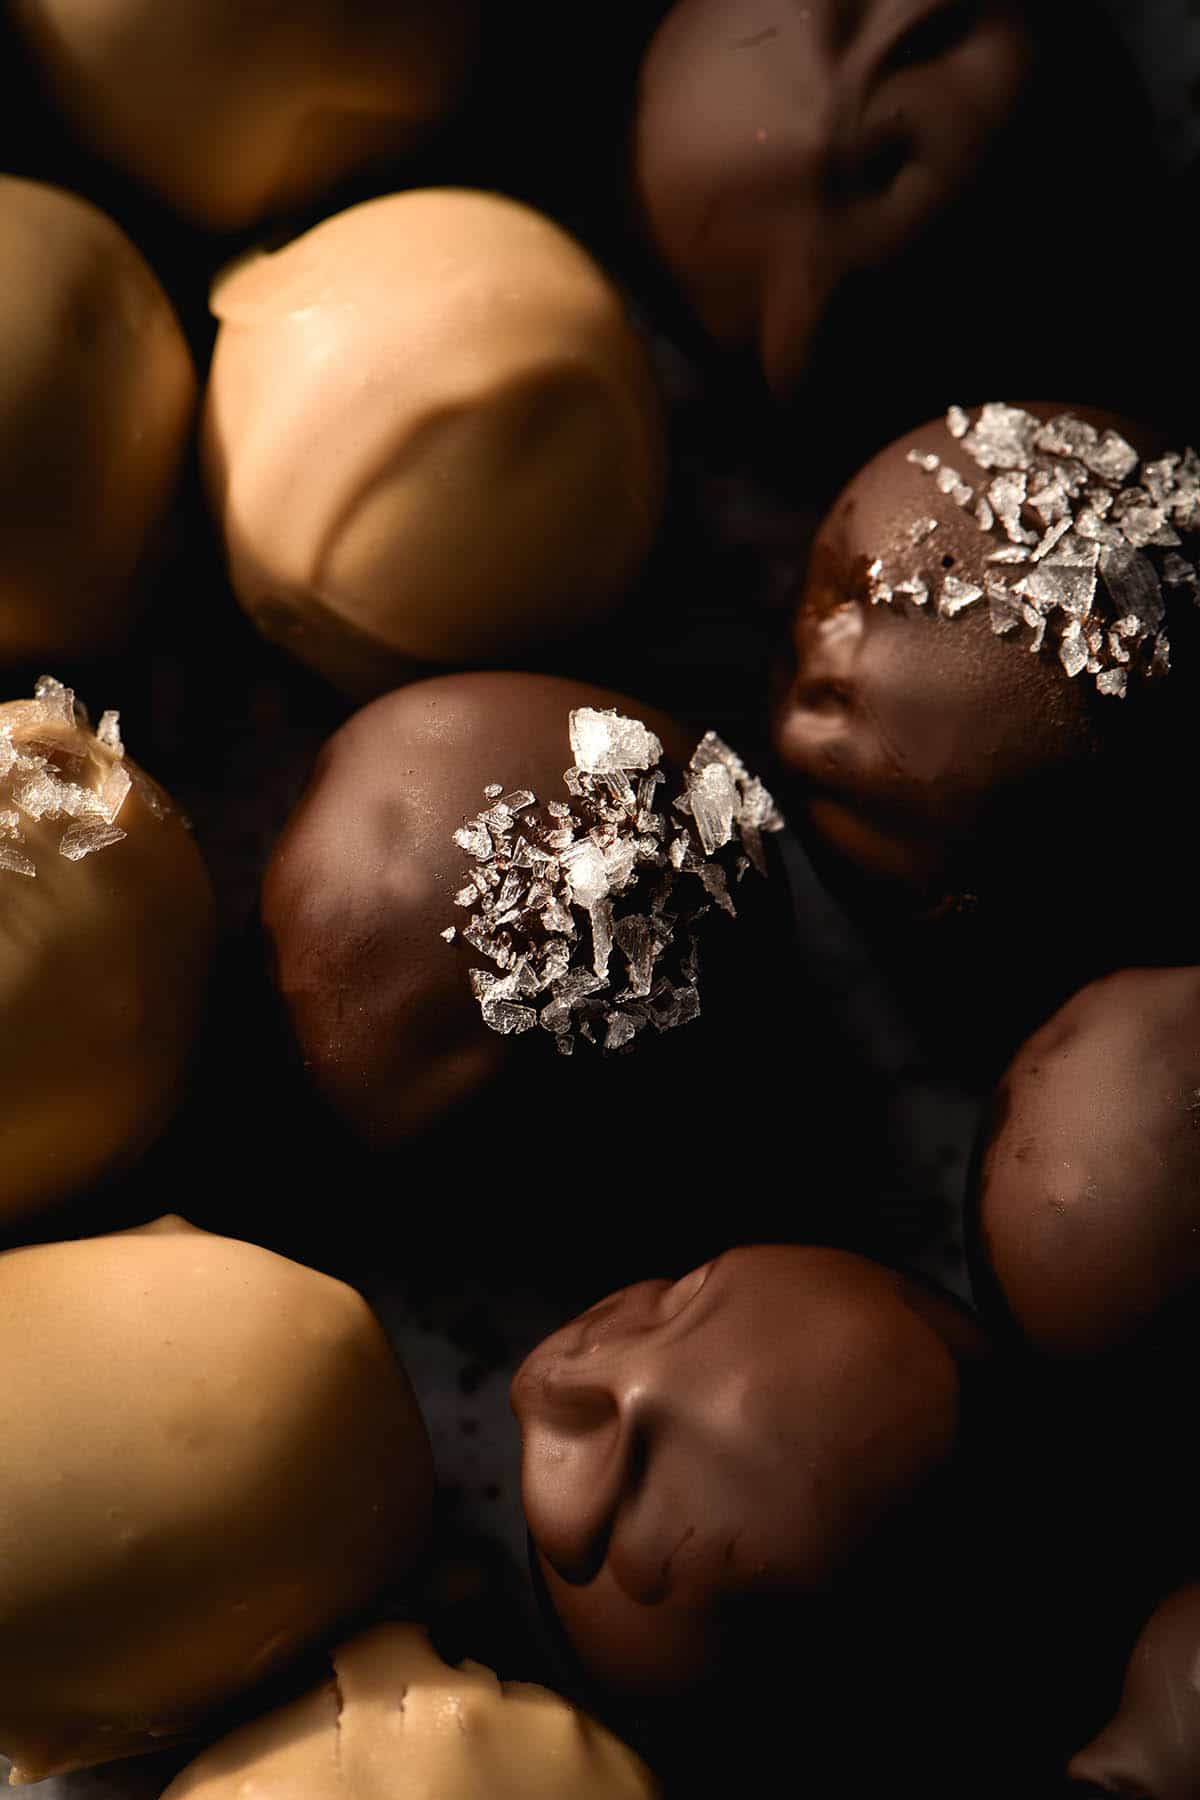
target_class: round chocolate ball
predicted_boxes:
[0,1217,433,1783]
[1069,1584,1200,1799]
[970,964,1200,1359]
[1,678,214,1230]
[260,673,819,1266]
[9,0,481,231]
[633,1,1167,448]
[202,191,665,695]
[0,177,195,667]
[769,401,1200,1057]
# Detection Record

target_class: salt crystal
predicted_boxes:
[568,707,662,774]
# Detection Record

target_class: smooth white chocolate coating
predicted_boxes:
[0,1220,435,1783]
[10,0,480,230]
[0,685,213,1226]
[0,179,195,665]
[160,1621,660,1800]
[203,190,665,692]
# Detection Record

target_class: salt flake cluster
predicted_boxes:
[441,707,784,1055]
[0,676,134,880]
[868,403,1200,698]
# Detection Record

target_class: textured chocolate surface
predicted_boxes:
[971,965,1200,1358]
[1070,1585,1200,1799]
[634,2,1171,456]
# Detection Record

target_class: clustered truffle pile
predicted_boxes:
[5,3,1200,1798]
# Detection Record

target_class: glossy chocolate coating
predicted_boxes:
[1069,1585,1200,1799]
[261,674,808,1259]
[513,1245,982,1696]
[634,1,1166,444]
[768,402,1200,1061]
[971,965,1200,1358]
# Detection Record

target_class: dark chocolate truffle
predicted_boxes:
[261,674,802,1249]
[633,2,1167,445]
[513,1245,982,1696]
[1069,1585,1200,1799]
[769,403,1200,1054]
[971,964,1200,1358]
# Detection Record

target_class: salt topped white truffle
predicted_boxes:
[0,679,213,1227]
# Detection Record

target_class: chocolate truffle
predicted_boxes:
[768,401,1200,1065]
[0,177,195,666]
[971,965,1200,1358]
[261,672,788,1178]
[0,1217,434,1783]
[9,0,480,230]
[513,1245,982,1697]
[1,677,213,1229]
[203,191,665,694]
[1069,1585,1200,1799]
[633,2,1164,437]
[158,1621,660,1800]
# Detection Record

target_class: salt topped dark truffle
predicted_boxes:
[769,402,1200,1057]
[261,674,809,1247]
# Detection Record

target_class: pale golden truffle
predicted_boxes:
[159,1621,660,1800]
[0,178,195,665]
[0,679,213,1227]
[9,0,480,230]
[0,1220,435,1784]
[202,190,665,694]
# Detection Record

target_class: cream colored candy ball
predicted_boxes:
[202,189,666,693]
[0,1219,435,1784]
[0,680,214,1228]
[159,1621,660,1800]
[9,0,480,230]
[0,178,195,665]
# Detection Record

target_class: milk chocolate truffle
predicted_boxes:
[971,965,1200,1359]
[1069,1585,1200,1799]
[158,1621,660,1800]
[203,191,665,694]
[9,0,480,230]
[513,1245,982,1698]
[262,672,787,1171]
[771,402,1200,935]
[0,1218,434,1784]
[633,2,1162,430]
[0,177,194,665]
[1,678,213,1229]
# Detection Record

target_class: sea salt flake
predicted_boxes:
[441,926,457,942]
[59,820,126,861]
[1099,544,1165,628]
[964,403,1040,470]
[0,842,36,878]
[1096,668,1128,697]
[483,784,503,799]
[938,577,983,617]
[946,405,970,439]
[1059,623,1089,679]
[909,517,939,545]
[454,821,493,860]
[683,760,738,855]
[907,450,941,472]
[1086,430,1140,484]
[568,708,662,775]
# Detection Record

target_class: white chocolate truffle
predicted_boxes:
[159,1621,660,1800]
[202,190,666,693]
[0,679,213,1227]
[0,1220,435,1784]
[9,0,480,230]
[0,178,195,666]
